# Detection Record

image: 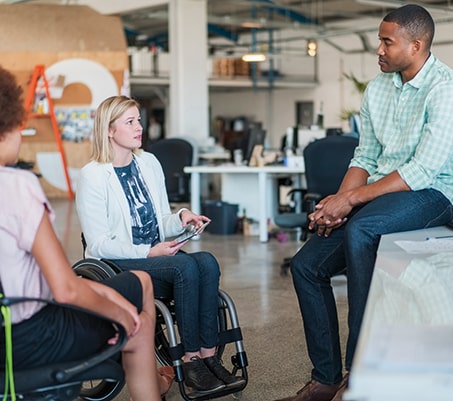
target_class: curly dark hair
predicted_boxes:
[0,66,26,140]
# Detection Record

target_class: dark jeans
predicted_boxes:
[111,251,221,353]
[290,189,452,385]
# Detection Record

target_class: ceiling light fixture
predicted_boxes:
[241,53,266,62]
[307,40,317,57]
[241,21,263,29]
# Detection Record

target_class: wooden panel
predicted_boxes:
[0,4,128,197]
[19,141,91,199]
[0,4,126,52]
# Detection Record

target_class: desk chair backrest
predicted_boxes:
[303,135,359,198]
[149,138,194,203]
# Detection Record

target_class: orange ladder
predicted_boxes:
[24,65,74,199]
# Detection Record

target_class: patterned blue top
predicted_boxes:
[350,55,453,203]
[114,158,160,246]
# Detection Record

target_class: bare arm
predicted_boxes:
[32,211,140,337]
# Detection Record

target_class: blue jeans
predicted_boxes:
[290,189,452,385]
[110,251,221,353]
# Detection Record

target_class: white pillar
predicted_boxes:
[168,0,209,143]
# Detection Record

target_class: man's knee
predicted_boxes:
[290,251,311,281]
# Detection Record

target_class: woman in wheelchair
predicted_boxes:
[0,66,171,401]
[76,95,244,395]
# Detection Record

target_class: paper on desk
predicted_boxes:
[363,323,453,373]
[394,238,453,253]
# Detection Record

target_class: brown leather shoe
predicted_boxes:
[273,380,340,401]
[331,373,349,401]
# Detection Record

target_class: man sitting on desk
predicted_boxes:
[274,5,453,401]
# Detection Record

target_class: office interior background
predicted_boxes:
[3,0,453,150]
[118,0,453,149]
[2,1,453,400]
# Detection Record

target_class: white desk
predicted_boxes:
[346,226,453,401]
[184,164,305,242]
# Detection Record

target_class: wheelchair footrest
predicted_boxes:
[178,377,248,401]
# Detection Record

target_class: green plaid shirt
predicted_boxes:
[350,55,453,203]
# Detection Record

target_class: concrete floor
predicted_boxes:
[52,199,348,401]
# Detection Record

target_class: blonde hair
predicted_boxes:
[91,95,142,163]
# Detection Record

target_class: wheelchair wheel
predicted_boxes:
[78,380,124,401]
[72,258,120,281]
[72,259,125,401]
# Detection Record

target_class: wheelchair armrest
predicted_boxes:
[0,296,127,383]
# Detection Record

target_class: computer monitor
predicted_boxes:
[243,128,266,165]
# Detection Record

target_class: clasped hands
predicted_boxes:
[308,192,353,237]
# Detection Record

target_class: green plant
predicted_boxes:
[341,73,368,120]
[343,73,368,94]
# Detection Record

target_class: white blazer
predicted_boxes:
[76,152,185,259]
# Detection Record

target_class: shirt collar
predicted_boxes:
[392,53,435,89]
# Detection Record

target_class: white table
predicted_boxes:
[184,164,305,242]
[346,226,453,401]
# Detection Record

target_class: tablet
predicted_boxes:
[175,221,210,244]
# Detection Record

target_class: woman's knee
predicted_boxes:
[123,309,154,352]
[132,270,154,297]
[131,270,155,316]
[195,252,221,279]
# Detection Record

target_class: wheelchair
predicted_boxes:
[72,257,249,401]
[0,296,127,401]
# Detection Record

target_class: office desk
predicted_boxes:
[346,226,453,401]
[184,164,305,242]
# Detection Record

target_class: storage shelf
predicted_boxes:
[130,75,318,90]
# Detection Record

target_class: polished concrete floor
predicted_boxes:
[51,199,348,401]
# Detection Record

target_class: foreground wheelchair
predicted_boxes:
[72,258,249,401]
[0,296,127,401]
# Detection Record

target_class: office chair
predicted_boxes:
[0,296,127,401]
[275,135,359,275]
[149,138,194,203]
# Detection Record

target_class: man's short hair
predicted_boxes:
[384,4,434,49]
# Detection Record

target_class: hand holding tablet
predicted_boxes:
[175,221,210,243]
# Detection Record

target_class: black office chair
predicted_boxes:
[149,138,194,203]
[0,296,127,401]
[275,135,359,275]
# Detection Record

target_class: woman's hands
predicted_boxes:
[147,240,187,257]
[86,279,141,338]
[147,209,211,257]
[179,209,211,231]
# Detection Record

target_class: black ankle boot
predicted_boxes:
[183,356,225,394]
[204,355,246,387]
